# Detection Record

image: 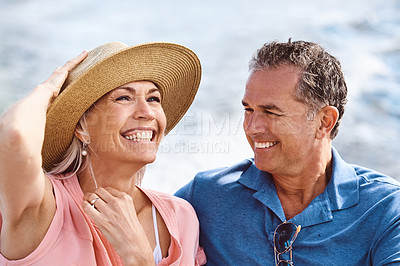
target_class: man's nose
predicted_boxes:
[244,112,265,135]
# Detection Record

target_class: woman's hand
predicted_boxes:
[82,187,155,266]
[37,50,87,103]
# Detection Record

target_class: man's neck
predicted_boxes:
[272,146,333,220]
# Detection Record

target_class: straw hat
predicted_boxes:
[42,41,201,171]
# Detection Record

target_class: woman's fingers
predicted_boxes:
[82,187,136,217]
[62,50,88,72]
[82,188,137,248]
[82,199,100,217]
[41,67,68,93]
[40,50,88,97]
[81,187,155,264]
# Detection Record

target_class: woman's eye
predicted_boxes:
[116,95,131,101]
[148,96,161,103]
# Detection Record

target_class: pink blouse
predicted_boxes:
[0,174,206,265]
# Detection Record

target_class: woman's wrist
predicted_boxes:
[115,237,155,266]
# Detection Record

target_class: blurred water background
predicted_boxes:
[0,0,399,194]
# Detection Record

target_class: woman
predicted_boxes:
[0,42,206,265]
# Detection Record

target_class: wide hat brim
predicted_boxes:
[42,42,201,171]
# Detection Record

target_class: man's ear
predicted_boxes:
[316,106,339,139]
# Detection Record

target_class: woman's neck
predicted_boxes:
[77,159,142,195]
[77,163,151,214]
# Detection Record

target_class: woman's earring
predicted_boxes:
[82,142,88,156]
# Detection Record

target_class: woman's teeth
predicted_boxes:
[124,131,153,142]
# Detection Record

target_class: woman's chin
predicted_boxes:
[133,152,157,165]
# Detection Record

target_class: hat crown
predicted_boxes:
[62,42,128,92]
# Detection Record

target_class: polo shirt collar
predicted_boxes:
[326,147,359,211]
[237,147,359,226]
[238,162,287,221]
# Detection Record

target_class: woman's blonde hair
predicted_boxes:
[46,113,90,177]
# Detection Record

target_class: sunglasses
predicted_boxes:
[273,221,301,266]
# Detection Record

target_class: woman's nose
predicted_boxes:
[132,99,156,120]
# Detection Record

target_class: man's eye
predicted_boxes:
[244,108,253,112]
[148,96,161,103]
[116,95,131,101]
[264,110,281,116]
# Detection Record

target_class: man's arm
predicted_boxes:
[371,191,400,264]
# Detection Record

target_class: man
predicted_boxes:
[175,40,400,265]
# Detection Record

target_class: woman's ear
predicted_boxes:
[316,106,339,139]
[74,125,89,144]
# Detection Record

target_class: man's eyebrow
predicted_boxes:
[259,104,284,113]
[242,100,284,113]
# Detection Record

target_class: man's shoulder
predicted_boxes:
[339,162,400,210]
[352,164,400,193]
[193,158,254,182]
[175,158,256,201]
[332,147,400,196]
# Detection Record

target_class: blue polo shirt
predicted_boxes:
[175,148,400,265]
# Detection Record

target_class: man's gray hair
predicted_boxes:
[249,40,348,139]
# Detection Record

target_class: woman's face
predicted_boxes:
[82,81,167,167]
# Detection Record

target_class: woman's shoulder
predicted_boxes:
[139,187,194,210]
[138,186,198,225]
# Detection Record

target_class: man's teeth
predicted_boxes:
[255,141,278,148]
[124,131,153,141]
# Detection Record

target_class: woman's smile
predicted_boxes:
[122,128,156,142]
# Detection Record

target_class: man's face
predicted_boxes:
[242,65,320,176]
